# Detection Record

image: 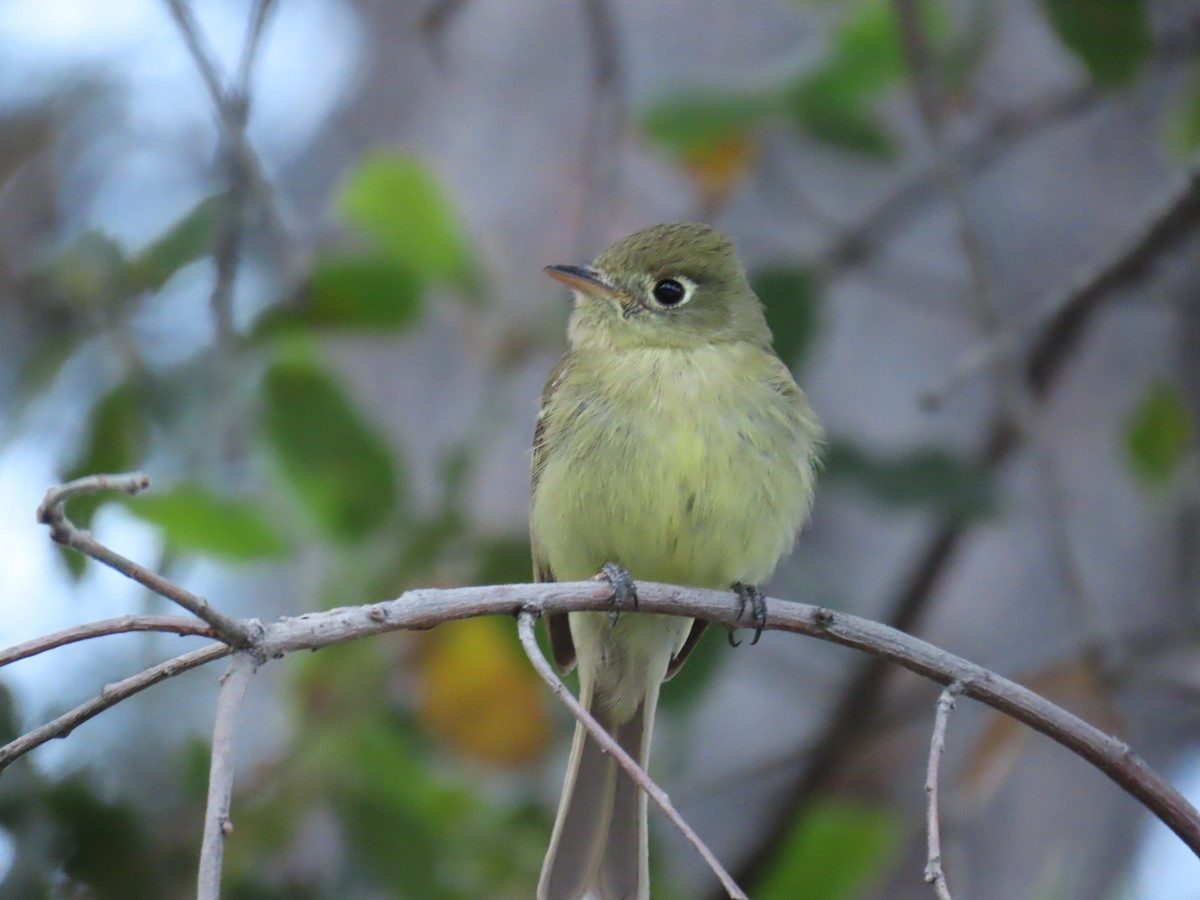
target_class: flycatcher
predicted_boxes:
[531,222,822,900]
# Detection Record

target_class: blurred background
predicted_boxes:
[1,0,1199,897]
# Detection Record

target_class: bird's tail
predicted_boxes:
[537,677,659,900]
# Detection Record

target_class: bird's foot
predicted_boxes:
[595,561,637,624]
[728,582,766,647]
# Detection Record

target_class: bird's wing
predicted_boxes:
[531,352,577,673]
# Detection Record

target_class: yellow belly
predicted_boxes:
[531,343,817,591]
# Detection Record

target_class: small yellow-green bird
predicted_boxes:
[531,222,822,900]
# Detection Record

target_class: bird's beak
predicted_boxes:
[543,264,621,299]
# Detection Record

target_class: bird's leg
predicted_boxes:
[595,561,637,624]
[728,582,766,647]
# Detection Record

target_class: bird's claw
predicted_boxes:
[597,561,637,624]
[729,582,766,647]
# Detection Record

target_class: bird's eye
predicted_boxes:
[652,279,687,306]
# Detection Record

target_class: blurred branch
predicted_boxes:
[35,473,257,647]
[896,0,1112,682]
[162,0,281,457]
[0,643,230,771]
[516,611,747,900]
[572,0,625,254]
[197,653,255,900]
[735,155,1200,895]
[926,157,1200,406]
[893,0,1000,332]
[0,615,214,667]
[924,683,960,900]
[161,0,296,279]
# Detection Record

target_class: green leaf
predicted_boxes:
[1125,382,1192,485]
[126,195,220,294]
[788,87,896,156]
[1041,0,1149,85]
[59,381,150,575]
[756,802,898,900]
[822,440,996,520]
[782,0,912,156]
[752,267,821,370]
[253,253,423,337]
[337,154,473,288]
[262,353,398,540]
[120,482,288,560]
[44,776,163,896]
[1167,66,1200,157]
[641,90,782,154]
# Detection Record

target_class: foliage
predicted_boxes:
[1124,381,1193,486]
[0,1,1181,896]
[755,802,899,899]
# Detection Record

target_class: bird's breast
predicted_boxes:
[531,344,816,589]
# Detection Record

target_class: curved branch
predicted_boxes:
[1,615,215,668]
[253,581,1200,857]
[9,569,1199,861]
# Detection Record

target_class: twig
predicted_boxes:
[163,0,279,458]
[924,156,1200,407]
[197,653,255,900]
[894,0,1001,332]
[571,0,625,256]
[515,611,747,899]
[925,683,961,900]
[160,0,297,284]
[0,615,215,668]
[0,643,230,771]
[35,473,257,648]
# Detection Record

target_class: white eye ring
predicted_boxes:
[648,275,696,308]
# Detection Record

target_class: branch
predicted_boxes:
[35,473,258,648]
[924,683,960,900]
[197,653,255,900]
[737,125,1200,900]
[0,643,230,771]
[516,612,747,900]
[924,157,1200,407]
[0,615,214,668]
[203,583,1200,856]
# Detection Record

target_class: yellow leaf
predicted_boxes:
[418,618,552,766]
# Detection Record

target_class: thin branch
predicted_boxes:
[0,615,214,668]
[893,0,1001,332]
[160,0,297,285]
[516,612,746,900]
[235,0,276,95]
[197,653,255,900]
[0,643,230,771]
[925,683,961,900]
[924,156,1200,407]
[35,473,257,648]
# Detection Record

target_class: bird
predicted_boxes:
[530,222,822,899]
